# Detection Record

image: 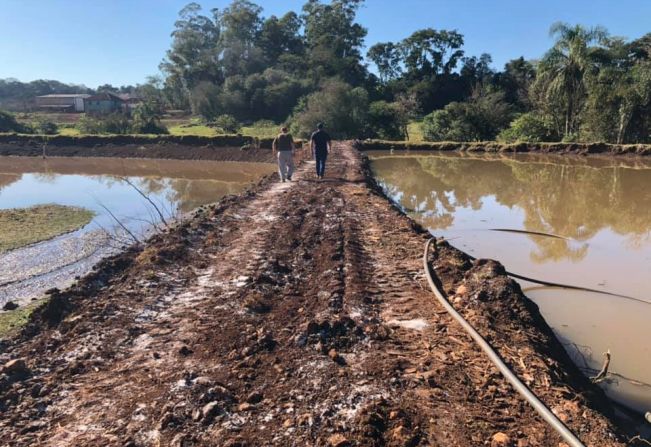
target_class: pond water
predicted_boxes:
[369,151,651,414]
[0,156,275,306]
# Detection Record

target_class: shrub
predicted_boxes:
[367,101,407,140]
[252,119,277,128]
[210,114,241,133]
[498,112,558,143]
[291,80,369,139]
[422,90,513,142]
[0,110,31,133]
[130,102,168,134]
[32,116,58,135]
[76,113,131,134]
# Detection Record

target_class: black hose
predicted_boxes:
[423,238,586,447]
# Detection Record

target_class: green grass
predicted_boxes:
[168,121,279,139]
[407,121,424,142]
[59,127,81,136]
[168,123,219,137]
[241,125,279,139]
[0,204,95,253]
[0,300,42,338]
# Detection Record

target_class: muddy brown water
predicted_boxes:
[0,156,275,307]
[368,151,651,414]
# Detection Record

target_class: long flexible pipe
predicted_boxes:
[423,238,586,447]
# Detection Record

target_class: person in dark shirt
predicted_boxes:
[310,123,331,179]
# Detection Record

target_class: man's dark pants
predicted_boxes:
[315,149,327,177]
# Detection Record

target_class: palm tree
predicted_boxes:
[535,23,608,138]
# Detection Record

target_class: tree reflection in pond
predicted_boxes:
[371,153,651,264]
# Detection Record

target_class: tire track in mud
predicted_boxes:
[0,143,631,446]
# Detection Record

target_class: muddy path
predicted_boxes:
[0,143,636,446]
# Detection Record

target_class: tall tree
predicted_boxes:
[302,0,368,84]
[495,57,536,111]
[367,42,402,83]
[400,29,464,79]
[258,12,305,64]
[217,0,264,77]
[533,23,608,137]
[159,3,221,97]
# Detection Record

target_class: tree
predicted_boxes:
[258,12,305,63]
[302,0,368,84]
[131,100,168,134]
[218,0,265,77]
[498,112,557,142]
[460,53,495,91]
[97,84,120,93]
[400,29,465,79]
[159,2,221,104]
[422,87,513,141]
[291,79,369,138]
[367,42,402,83]
[582,37,651,143]
[495,57,536,111]
[533,23,608,138]
[367,101,408,140]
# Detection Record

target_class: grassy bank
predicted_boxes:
[0,204,95,253]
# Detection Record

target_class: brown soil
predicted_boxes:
[0,143,639,446]
[0,142,274,163]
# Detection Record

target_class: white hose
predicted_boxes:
[423,238,586,447]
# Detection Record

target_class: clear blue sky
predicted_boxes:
[1,0,649,88]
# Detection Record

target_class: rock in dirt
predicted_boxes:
[246,391,263,404]
[491,432,511,446]
[2,301,18,311]
[327,434,350,447]
[201,401,221,422]
[238,402,253,412]
[2,359,30,378]
[179,345,193,356]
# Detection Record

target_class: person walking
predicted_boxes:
[310,123,331,179]
[272,126,295,182]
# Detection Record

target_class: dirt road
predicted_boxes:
[0,143,630,446]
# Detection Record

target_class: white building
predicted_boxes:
[35,94,91,112]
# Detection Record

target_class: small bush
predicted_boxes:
[32,116,58,135]
[252,119,276,128]
[131,103,168,134]
[210,114,241,133]
[0,110,32,133]
[498,112,558,143]
[76,113,131,134]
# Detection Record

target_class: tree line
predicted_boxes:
[1,0,650,143]
[158,1,651,142]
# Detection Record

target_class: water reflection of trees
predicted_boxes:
[0,174,21,193]
[372,155,651,263]
[128,177,244,213]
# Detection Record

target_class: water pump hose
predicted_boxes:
[423,238,586,447]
